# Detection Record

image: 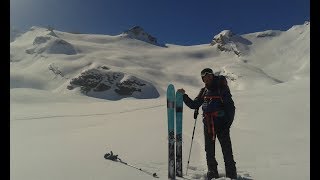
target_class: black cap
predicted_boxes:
[201,68,213,77]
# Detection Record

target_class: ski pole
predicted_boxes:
[104,151,159,178]
[118,158,159,178]
[186,108,199,175]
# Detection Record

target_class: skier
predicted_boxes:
[177,68,237,179]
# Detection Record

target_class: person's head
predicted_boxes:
[201,68,214,85]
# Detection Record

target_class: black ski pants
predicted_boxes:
[203,123,237,178]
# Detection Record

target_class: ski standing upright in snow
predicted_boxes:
[167,84,176,179]
[175,91,183,177]
[167,84,184,179]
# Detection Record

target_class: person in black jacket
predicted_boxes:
[177,68,237,179]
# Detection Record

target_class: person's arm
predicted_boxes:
[177,88,205,109]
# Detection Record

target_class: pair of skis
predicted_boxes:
[167,84,183,179]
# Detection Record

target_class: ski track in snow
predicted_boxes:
[12,104,165,121]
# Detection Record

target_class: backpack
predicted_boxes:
[200,75,235,129]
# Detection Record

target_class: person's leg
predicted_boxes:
[217,128,237,179]
[204,125,219,179]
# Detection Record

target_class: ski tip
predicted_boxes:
[167,84,174,89]
[176,91,184,97]
[167,84,175,97]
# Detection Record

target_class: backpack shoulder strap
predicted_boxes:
[197,87,207,99]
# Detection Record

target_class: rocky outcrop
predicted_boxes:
[211,30,234,45]
[122,26,161,46]
[67,68,119,93]
[256,30,281,38]
[48,63,66,78]
[67,66,159,99]
[210,30,252,56]
[115,79,146,95]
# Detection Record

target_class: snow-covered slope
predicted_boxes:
[10,22,309,99]
[10,22,310,180]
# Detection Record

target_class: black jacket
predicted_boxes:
[183,75,235,128]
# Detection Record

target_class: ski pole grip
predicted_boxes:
[194,108,199,119]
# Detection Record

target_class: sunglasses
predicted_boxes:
[201,72,213,77]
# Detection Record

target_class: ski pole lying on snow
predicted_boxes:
[104,151,159,178]
[186,108,199,175]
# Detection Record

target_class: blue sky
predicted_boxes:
[10,0,310,45]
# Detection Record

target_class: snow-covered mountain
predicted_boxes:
[10,22,310,180]
[10,22,309,99]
